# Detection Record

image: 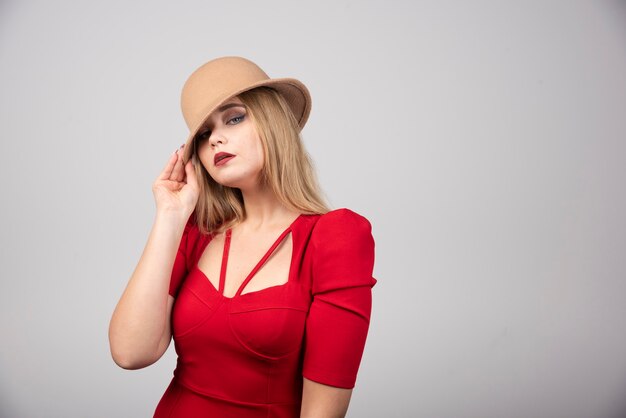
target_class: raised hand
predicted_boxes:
[152,144,199,218]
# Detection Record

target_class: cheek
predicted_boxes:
[196,144,213,168]
[252,142,266,169]
[195,146,219,181]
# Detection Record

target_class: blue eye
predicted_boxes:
[228,115,245,124]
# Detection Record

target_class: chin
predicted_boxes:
[210,175,238,188]
[210,175,256,191]
[209,169,262,191]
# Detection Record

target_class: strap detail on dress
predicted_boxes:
[218,229,232,294]
[234,226,293,297]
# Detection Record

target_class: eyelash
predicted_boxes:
[197,130,211,141]
[228,114,245,125]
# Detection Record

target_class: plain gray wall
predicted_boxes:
[1,1,625,417]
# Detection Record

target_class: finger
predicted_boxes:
[156,149,179,181]
[184,158,197,188]
[171,151,183,182]
[172,147,186,182]
[181,144,193,165]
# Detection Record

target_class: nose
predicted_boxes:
[209,131,227,148]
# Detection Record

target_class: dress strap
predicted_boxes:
[234,226,293,297]
[218,228,232,294]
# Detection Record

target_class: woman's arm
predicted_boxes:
[301,378,352,418]
[300,209,377,417]
[108,211,187,369]
[109,147,197,369]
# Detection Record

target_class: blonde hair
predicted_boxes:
[191,86,329,235]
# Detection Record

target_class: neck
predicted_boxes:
[239,183,299,230]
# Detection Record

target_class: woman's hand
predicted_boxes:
[152,144,199,218]
[109,144,198,370]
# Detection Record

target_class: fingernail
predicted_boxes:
[180,143,185,149]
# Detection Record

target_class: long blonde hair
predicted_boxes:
[191,86,329,235]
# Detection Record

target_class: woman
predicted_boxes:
[109,56,377,417]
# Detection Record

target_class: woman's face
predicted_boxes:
[195,96,265,190]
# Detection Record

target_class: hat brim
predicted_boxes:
[182,78,311,165]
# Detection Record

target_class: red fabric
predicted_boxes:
[155,208,377,417]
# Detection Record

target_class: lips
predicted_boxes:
[214,152,235,166]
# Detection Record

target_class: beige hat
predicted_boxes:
[180,56,312,164]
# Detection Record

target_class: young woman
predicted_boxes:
[109,56,377,418]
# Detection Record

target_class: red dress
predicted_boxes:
[153,208,377,418]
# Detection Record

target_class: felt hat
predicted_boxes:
[179,56,312,164]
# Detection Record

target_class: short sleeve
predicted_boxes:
[302,208,377,389]
[168,217,195,298]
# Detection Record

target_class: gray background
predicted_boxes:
[1,1,625,417]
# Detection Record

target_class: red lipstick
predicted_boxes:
[214,152,235,166]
